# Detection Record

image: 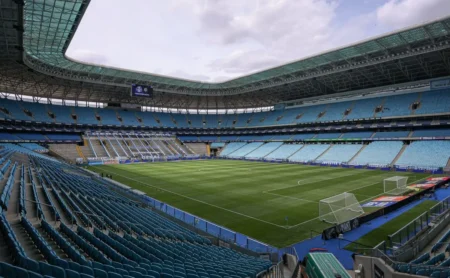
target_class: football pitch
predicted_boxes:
[88,160,431,247]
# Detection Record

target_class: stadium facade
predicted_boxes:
[1,1,450,277]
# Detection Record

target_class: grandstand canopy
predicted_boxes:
[1,0,450,109]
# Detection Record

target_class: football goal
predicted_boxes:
[384,176,409,195]
[319,192,364,224]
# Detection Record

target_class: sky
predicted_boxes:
[66,0,450,83]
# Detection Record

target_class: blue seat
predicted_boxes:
[80,274,95,278]
[161,273,174,278]
[108,272,122,278]
[93,268,108,278]
[56,258,69,270]
[16,267,29,278]
[81,265,94,276]
[115,268,129,276]
[24,258,40,273]
[147,270,160,278]
[135,267,147,275]
[38,262,52,277]
[68,262,81,273]
[129,271,143,278]
[28,271,43,278]
[66,269,81,278]
[50,265,66,278]
[92,262,104,270]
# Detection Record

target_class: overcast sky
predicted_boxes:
[66,0,450,83]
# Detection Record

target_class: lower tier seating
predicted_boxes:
[395,141,450,169]
[0,148,272,278]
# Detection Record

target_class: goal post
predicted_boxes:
[384,176,409,195]
[319,192,364,224]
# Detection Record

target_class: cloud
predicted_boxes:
[167,70,212,82]
[68,0,450,82]
[376,0,450,29]
[208,49,280,75]
[67,49,109,66]
[184,0,340,76]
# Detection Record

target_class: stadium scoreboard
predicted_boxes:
[131,84,153,98]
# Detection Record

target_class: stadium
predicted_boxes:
[0,0,450,277]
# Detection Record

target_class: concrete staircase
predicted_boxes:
[314,144,334,161]
[348,144,368,164]
[390,144,408,166]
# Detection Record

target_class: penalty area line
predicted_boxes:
[286,174,433,229]
[92,166,287,229]
[263,191,319,204]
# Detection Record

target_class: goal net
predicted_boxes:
[319,192,364,224]
[384,176,409,195]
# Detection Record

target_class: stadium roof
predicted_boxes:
[1,0,450,109]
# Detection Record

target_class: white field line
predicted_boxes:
[94,166,287,229]
[265,171,367,193]
[287,174,433,229]
[263,192,319,204]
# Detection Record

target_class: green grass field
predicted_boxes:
[88,160,432,247]
[345,200,437,251]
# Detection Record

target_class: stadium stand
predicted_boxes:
[5,6,450,276]
[372,131,410,138]
[228,142,264,158]
[289,144,330,162]
[315,133,342,139]
[0,147,273,278]
[317,144,364,163]
[350,141,404,166]
[395,141,450,169]
[3,88,450,128]
[245,142,283,158]
[265,144,303,160]
[412,129,450,137]
[290,134,316,140]
[19,143,48,153]
[219,142,247,156]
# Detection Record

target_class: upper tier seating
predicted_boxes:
[412,129,450,137]
[178,136,199,141]
[219,136,240,141]
[13,133,47,141]
[19,143,48,152]
[340,132,373,139]
[315,133,342,139]
[265,144,303,160]
[291,134,315,140]
[350,141,403,166]
[345,97,383,119]
[379,93,418,117]
[47,104,75,124]
[289,144,330,162]
[416,89,450,115]
[239,135,273,141]
[318,144,363,163]
[3,88,450,128]
[73,107,98,125]
[395,140,450,169]
[318,102,349,122]
[20,101,52,122]
[96,109,122,125]
[372,131,410,138]
[0,133,20,141]
[45,133,81,141]
[245,142,283,158]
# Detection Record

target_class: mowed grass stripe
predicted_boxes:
[89,160,431,247]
